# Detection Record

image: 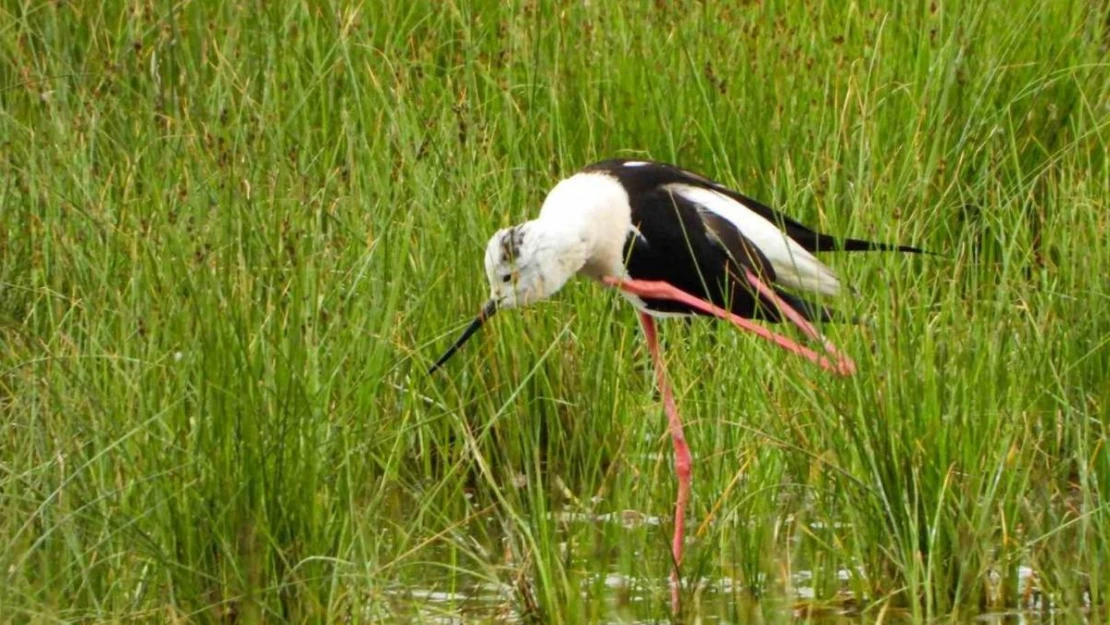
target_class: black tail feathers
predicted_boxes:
[835,236,931,255]
[795,230,932,255]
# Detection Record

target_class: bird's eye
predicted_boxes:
[501,274,512,283]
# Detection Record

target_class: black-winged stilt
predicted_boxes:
[429,159,924,611]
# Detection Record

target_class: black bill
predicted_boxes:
[428,299,499,373]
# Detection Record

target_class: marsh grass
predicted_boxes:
[2,0,1109,622]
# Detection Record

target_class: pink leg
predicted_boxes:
[741,268,856,376]
[604,277,855,376]
[638,312,690,614]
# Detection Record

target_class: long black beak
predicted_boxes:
[428,299,499,373]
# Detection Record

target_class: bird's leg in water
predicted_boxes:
[637,311,689,615]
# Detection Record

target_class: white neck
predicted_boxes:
[536,171,632,279]
[524,217,590,280]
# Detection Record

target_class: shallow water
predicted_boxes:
[381,503,1081,624]
[385,573,1076,625]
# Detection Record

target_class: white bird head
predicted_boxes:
[483,223,582,309]
[429,220,587,372]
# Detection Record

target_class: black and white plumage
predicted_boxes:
[583,159,923,321]
[432,158,922,347]
[429,158,924,612]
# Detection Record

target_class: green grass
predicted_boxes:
[2,0,1109,622]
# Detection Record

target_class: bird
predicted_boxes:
[428,158,925,612]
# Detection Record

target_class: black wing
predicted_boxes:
[621,184,837,322]
[586,159,926,254]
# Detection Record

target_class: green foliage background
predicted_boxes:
[2,0,1108,622]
